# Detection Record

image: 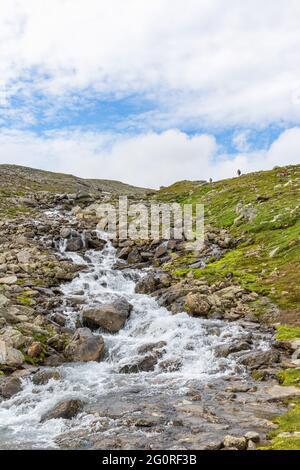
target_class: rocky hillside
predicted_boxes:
[0,164,154,217]
[0,163,300,450]
[157,164,300,324]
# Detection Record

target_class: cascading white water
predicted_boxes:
[0,240,267,449]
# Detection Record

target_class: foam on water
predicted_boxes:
[0,240,266,449]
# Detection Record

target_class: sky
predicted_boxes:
[0,0,300,188]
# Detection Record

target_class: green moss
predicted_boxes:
[16,278,43,288]
[22,352,45,365]
[260,399,300,450]
[260,436,300,450]
[32,332,50,344]
[276,325,300,341]
[273,401,300,433]
[20,340,47,365]
[277,369,300,387]
[16,290,34,306]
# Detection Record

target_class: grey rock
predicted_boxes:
[223,435,247,450]
[0,340,24,367]
[119,355,158,373]
[0,327,26,349]
[0,376,22,398]
[185,292,211,316]
[127,248,141,264]
[247,440,257,450]
[155,244,168,258]
[16,250,31,264]
[43,354,65,367]
[239,349,279,369]
[245,431,260,443]
[60,227,72,238]
[32,369,61,385]
[0,294,10,308]
[118,246,131,259]
[64,328,105,362]
[40,399,83,422]
[65,237,84,252]
[215,340,251,358]
[137,341,167,355]
[0,275,17,285]
[82,299,132,333]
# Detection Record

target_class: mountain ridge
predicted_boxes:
[0,164,155,195]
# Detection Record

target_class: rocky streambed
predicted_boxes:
[0,204,299,450]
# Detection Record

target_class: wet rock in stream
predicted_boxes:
[64,328,105,362]
[82,298,132,333]
[41,399,84,422]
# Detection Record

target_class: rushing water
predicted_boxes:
[0,239,267,449]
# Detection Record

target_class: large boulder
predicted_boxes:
[82,299,132,333]
[40,399,83,422]
[0,376,22,398]
[223,435,247,450]
[85,232,106,250]
[0,340,24,368]
[215,340,252,358]
[0,327,26,349]
[32,369,61,385]
[239,349,279,369]
[135,273,171,294]
[65,237,84,252]
[135,274,158,294]
[185,292,211,317]
[64,328,105,362]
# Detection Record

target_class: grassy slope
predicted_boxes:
[259,399,300,450]
[157,164,300,320]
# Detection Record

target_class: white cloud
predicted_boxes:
[0,2,299,179]
[1,0,300,128]
[0,127,299,188]
[232,130,252,152]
